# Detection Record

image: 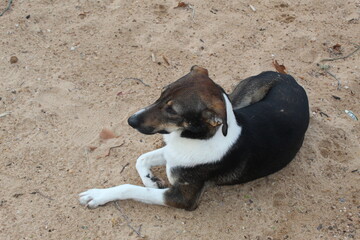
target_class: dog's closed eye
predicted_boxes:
[165,100,178,115]
[165,105,177,115]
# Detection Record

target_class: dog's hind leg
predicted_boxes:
[136,147,167,189]
[164,182,205,211]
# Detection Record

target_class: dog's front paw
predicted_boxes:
[79,188,114,208]
[142,174,160,188]
[150,176,167,189]
[142,174,167,189]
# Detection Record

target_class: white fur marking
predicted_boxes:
[163,94,241,174]
[133,108,146,116]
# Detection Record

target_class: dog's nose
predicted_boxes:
[128,114,140,128]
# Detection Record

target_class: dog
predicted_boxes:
[79,66,309,210]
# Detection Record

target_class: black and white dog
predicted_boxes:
[79,66,309,210]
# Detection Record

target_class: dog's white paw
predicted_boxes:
[79,189,114,208]
[142,174,167,189]
[142,175,160,188]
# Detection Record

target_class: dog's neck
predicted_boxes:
[163,94,242,167]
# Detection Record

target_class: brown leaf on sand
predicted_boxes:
[332,43,342,53]
[88,146,97,152]
[272,60,287,74]
[100,128,117,140]
[174,2,188,8]
[162,55,170,66]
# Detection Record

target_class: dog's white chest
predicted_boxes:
[163,133,225,167]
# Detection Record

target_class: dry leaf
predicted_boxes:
[100,128,116,140]
[272,60,287,74]
[174,2,188,8]
[162,55,170,66]
[78,13,86,19]
[332,43,341,53]
[88,146,97,152]
[78,12,89,19]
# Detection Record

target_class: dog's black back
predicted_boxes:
[230,71,309,183]
[171,71,309,186]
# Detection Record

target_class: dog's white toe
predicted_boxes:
[79,193,92,205]
[79,189,112,208]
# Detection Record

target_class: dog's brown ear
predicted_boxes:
[190,65,228,136]
[190,65,209,76]
[202,102,228,136]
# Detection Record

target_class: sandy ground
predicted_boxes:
[1,0,360,239]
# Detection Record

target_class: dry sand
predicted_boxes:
[1,0,359,239]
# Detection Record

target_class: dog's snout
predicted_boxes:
[128,113,157,135]
[128,114,141,128]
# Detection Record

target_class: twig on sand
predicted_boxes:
[121,78,150,87]
[319,111,329,118]
[321,45,360,62]
[84,147,90,166]
[0,0,13,17]
[162,55,170,66]
[324,69,341,90]
[188,4,196,22]
[105,142,125,157]
[0,111,11,118]
[249,4,256,12]
[114,202,143,237]
[30,190,54,201]
[120,163,130,174]
[317,64,341,90]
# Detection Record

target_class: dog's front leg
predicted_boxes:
[79,182,204,210]
[136,147,167,188]
[79,184,167,208]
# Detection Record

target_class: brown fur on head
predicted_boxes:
[127,66,228,139]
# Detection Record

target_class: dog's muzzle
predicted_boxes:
[128,114,156,135]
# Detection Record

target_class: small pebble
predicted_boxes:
[10,56,18,64]
[317,224,323,230]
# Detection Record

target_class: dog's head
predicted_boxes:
[128,66,228,139]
